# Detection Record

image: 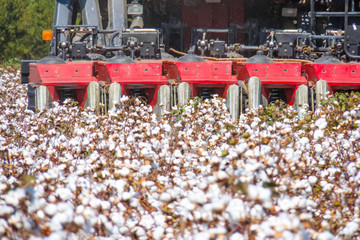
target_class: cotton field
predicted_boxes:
[0,67,360,240]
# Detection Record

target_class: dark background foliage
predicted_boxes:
[0,0,55,63]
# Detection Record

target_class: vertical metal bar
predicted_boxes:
[78,0,103,29]
[345,0,349,28]
[107,0,127,30]
[79,0,103,45]
[310,0,315,32]
[240,85,243,114]
[51,0,74,55]
[54,0,73,26]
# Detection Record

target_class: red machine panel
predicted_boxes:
[305,64,360,91]
[235,62,308,105]
[28,61,102,108]
[29,62,98,86]
[95,60,179,107]
[176,61,238,98]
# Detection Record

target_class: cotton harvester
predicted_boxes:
[21,0,360,121]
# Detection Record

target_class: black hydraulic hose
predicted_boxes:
[79,33,91,42]
[344,0,360,59]
[110,32,122,47]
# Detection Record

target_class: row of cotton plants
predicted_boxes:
[0,67,359,240]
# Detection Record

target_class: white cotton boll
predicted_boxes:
[315,118,327,129]
[75,128,86,136]
[76,205,85,214]
[297,198,307,209]
[285,148,295,161]
[122,192,131,201]
[48,195,56,203]
[0,183,7,192]
[342,139,351,149]
[210,156,220,164]
[247,185,272,201]
[216,171,228,180]
[45,204,57,216]
[188,189,207,205]
[56,212,72,224]
[104,221,114,233]
[181,198,195,211]
[261,145,272,156]
[25,158,34,166]
[119,226,130,234]
[152,214,166,228]
[226,198,247,223]
[153,227,165,240]
[158,176,169,185]
[317,231,334,240]
[69,138,80,147]
[82,137,90,146]
[8,213,23,229]
[236,143,248,154]
[342,221,359,237]
[101,201,111,210]
[173,122,182,128]
[173,149,183,158]
[139,165,152,175]
[139,214,154,230]
[163,124,172,133]
[314,130,324,141]
[46,231,67,240]
[244,149,254,158]
[98,214,108,225]
[89,198,101,209]
[194,232,210,240]
[0,205,14,215]
[5,189,26,207]
[144,181,155,188]
[0,218,9,234]
[229,232,245,240]
[209,227,227,235]
[37,210,45,220]
[55,188,73,201]
[111,212,125,226]
[126,135,134,143]
[315,144,323,154]
[119,167,130,177]
[250,204,265,220]
[130,197,140,208]
[135,226,146,238]
[28,135,38,142]
[152,127,160,135]
[212,201,224,212]
[160,192,172,203]
[347,162,357,177]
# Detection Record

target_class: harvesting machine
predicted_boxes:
[21,0,360,121]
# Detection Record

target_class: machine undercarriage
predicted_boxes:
[21,0,360,121]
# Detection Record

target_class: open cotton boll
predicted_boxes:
[315,118,328,129]
[247,184,272,202]
[342,221,359,237]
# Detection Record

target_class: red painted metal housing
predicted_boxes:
[181,0,245,51]
[304,63,360,92]
[176,61,238,98]
[95,60,179,107]
[29,61,102,107]
[235,62,308,105]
